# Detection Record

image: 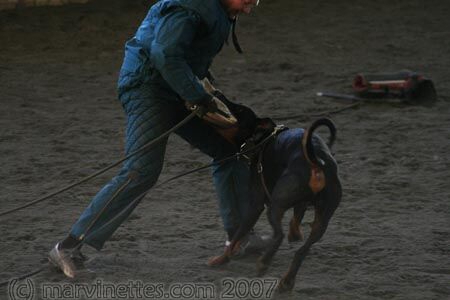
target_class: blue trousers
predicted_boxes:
[69,79,250,250]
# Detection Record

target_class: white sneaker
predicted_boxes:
[48,243,77,278]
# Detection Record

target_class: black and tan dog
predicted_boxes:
[204,83,342,292]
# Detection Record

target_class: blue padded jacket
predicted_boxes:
[119,0,232,103]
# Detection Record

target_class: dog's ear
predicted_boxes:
[256,118,276,131]
[252,118,276,142]
[231,103,258,145]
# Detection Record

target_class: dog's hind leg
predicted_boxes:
[288,202,308,242]
[277,181,341,292]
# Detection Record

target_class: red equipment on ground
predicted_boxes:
[352,71,437,104]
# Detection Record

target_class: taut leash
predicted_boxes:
[0,111,197,218]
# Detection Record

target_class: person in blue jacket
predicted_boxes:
[49,0,261,278]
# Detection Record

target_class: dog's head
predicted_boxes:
[212,90,276,146]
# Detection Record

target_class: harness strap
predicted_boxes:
[231,17,243,54]
[257,142,273,206]
[255,125,287,205]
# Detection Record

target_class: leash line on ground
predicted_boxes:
[0,266,46,288]
[0,112,197,218]
[272,102,361,121]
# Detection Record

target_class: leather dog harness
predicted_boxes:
[254,125,288,205]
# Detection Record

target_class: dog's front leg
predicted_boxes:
[256,205,285,275]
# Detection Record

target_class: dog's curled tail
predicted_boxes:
[301,118,337,167]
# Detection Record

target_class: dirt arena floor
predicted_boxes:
[1,0,449,299]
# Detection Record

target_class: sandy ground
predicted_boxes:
[0,0,449,299]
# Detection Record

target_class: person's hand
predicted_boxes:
[185,97,237,128]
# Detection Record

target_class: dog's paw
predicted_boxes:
[287,229,304,243]
[276,276,295,293]
[288,220,304,243]
[207,255,230,267]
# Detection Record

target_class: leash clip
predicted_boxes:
[238,140,255,165]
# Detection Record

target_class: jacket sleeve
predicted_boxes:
[150,8,212,104]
